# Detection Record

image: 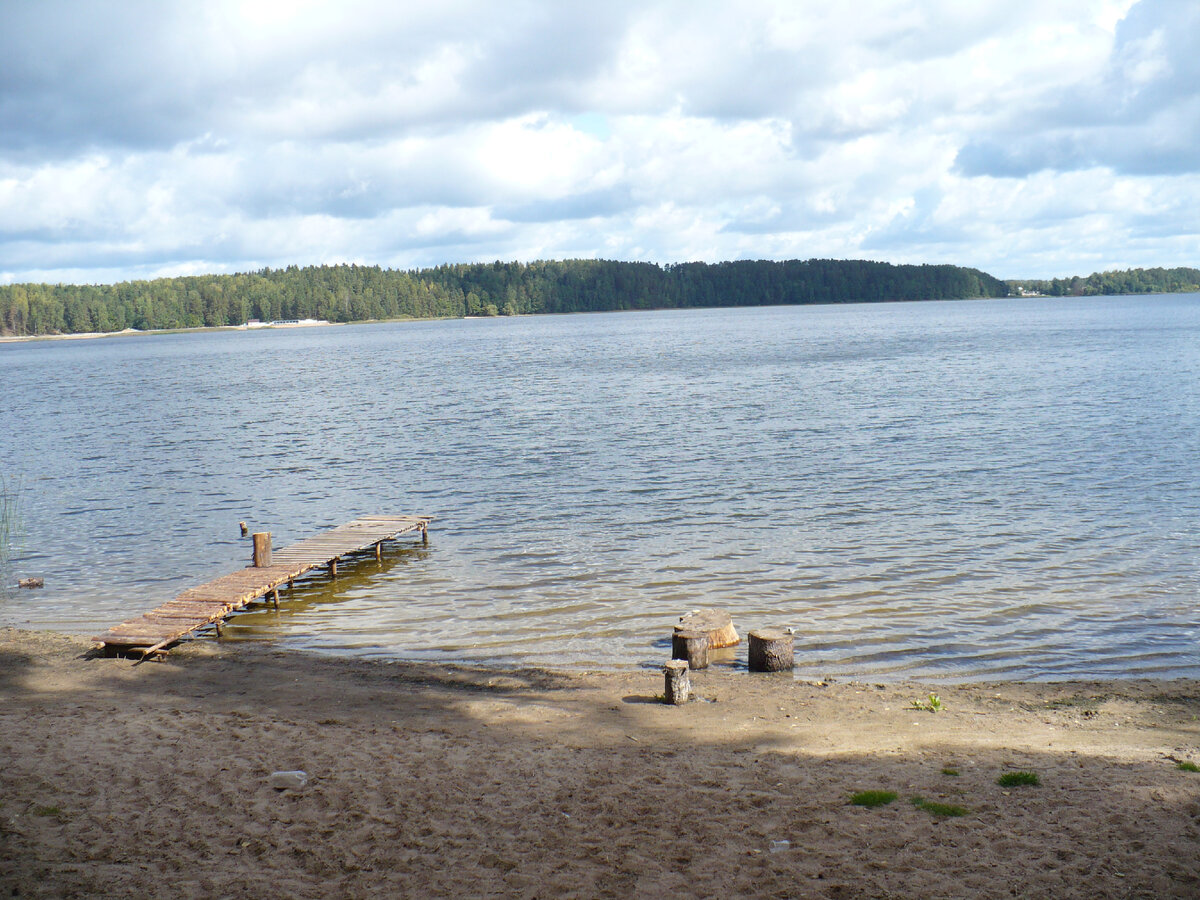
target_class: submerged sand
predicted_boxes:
[2,627,1198,898]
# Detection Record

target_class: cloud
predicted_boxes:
[955,0,1200,177]
[0,0,1198,284]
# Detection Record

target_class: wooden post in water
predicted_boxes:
[672,629,710,669]
[375,542,382,561]
[748,629,794,672]
[271,588,280,610]
[330,558,338,578]
[252,532,272,568]
[676,609,739,649]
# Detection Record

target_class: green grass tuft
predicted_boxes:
[1176,761,1200,773]
[998,771,1040,787]
[31,805,65,819]
[850,790,898,808]
[941,767,960,777]
[911,796,969,817]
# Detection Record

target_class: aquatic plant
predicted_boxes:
[1176,761,1200,773]
[0,474,20,572]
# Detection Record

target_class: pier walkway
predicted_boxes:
[93,515,432,656]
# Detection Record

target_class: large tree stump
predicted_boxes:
[676,608,739,649]
[748,628,794,672]
[252,532,272,568]
[663,659,690,705]
[672,629,710,669]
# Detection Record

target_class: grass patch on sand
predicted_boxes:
[998,771,1040,787]
[1176,761,1200,773]
[31,805,66,819]
[911,797,969,817]
[941,767,960,777]
[850,790,898,808]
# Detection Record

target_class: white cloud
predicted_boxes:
[0,0,1196,284]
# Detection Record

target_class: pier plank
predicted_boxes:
[93,515,432,654]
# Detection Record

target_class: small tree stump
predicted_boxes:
[663,659,690,705]
[676,608,739,649]
[748,629,794,672]
[672,629,710,669]
[252,532,272,568]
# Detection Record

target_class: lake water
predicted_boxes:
[1,295,1198,680]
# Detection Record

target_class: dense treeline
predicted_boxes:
[1008,267,1200,297]
[0,258,1007,337]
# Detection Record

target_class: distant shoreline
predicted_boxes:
[0,318,343,345]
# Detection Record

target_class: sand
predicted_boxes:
[2,627,1199,899]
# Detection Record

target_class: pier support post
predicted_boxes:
[663,659,690,705]
[330,559,338,578]
[748,629,794,672]
[672,629,710,669]
[272,589,280,610]
[421,525,429,546]
[252,532,272,568]
[375,542,382,562]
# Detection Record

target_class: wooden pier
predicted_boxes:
[93,515,432,656]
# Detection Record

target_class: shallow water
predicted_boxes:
[1,295,1198,679]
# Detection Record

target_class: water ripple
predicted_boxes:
[1,296,1199,679]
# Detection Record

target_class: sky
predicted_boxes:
[1,0,1197,285]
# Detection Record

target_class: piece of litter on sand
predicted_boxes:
[769,840,790,853]
[269,770,308,790]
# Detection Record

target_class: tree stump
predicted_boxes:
[663,659,690,705]
[676,608,739,649]
[672,629,710,669]
[748,629,794,672]
[252,532,272,568]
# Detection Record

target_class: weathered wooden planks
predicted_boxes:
[93,515,432,655]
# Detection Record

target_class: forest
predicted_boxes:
[0,258,1007,337]
[1007,267,1200,297]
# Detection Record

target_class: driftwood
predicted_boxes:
[676,608,739,649]
[17,577,44,589]
[671,629,710,669]
[663,659,690,705]
[748,628,794,672]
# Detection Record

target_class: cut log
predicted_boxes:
[663,659,690,705]
[252,532,272,568]
[748,628,794,672]
[676,608,739,649]
[671,629,710,669]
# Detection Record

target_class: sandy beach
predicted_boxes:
[2,627,1199,898]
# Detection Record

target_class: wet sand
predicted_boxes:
[2,627,1199,898]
